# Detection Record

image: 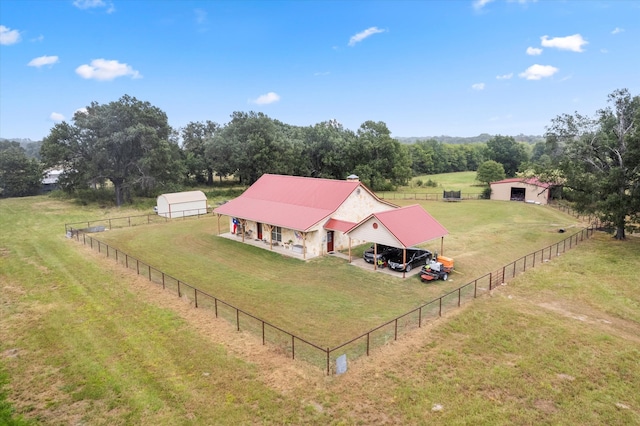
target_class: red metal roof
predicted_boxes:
[214,174,384,231]
[324,218,357,232]
[352,204,448,248]
[491,177,552,189]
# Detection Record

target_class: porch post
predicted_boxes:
[373,244,378,271]
[302,232,307,260]
[240,219,247,242]
[402,248,407,279]
[263,224,273,250]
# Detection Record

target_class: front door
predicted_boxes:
[257,223,263,240]
[327,231,334,252]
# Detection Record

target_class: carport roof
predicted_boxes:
[348,204,448,248]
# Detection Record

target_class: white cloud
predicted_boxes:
[75,59,141,81]
[540,34,588,52]
[75,107,88,115]
[348,27,386,46]
[50,112,65,122]
[27,55,59,68]
[472,83,485,91]
[519,64,559,80]
[526,46,543,56]
[611,27,624,35]
[250,92,280,105]
[0,25,21,45]
[473,0,495,10]
[496,73,513,80]
[73,0,115,13]
[195,8,207,24]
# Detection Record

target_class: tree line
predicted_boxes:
[2,89,638,240]
[1,94,535,201]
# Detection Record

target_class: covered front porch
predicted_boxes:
[217,231,320,261]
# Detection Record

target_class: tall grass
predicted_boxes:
[2,194,639,425]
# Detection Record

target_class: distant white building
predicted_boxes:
[41,169,63,192]
[156,190,208,218]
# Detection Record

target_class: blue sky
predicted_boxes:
[1,0,638,141]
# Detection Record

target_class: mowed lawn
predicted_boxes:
[96,199,585,347]
[1,195,639,425]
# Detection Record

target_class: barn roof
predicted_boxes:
[158,190,207,204]
[213,174,390,231]
[491,177,552,189]
[348,204,448,248]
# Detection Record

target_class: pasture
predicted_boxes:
[1,184,639,424]
[96,199,585,348]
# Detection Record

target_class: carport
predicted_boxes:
[346,204,449,278]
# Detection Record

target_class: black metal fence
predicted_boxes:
[67,218,595,375]
[378,192,482,201]
[64,209,212,234]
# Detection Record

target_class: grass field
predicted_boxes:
[1,182,639,424]
[94,199,586,348]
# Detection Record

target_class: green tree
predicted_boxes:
[485,135,529,177]
[348,121,412,190]
[0,141,43,197]
[544,88,640,239]
[41,95,183,206]
[476,160,505,185]
[301,120,352,179]
[181,121,219,185]
[208,112,301,184]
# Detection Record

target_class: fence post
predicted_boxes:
[418,307,422,328]
[125,254,128,268]
[327,348,330,376]
[128,217,131,227]
[262,322,265,345]
[214,298,218,317]
[236,309,240,331]
[458,288,461,306]
[367,333,370,356]
[292,336,295,360]
[148,265,151,281]
[115,249,118,262]
[194,289,198,307]
[136,259,139,275]
[474,279,477,298]
[394,319,398,340]
[489,273,493,291]
[502,266,506,282]
[439,298,442,316]
[178,281,181,297]
[162,273,165,289]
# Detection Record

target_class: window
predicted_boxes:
[271,226,282,242]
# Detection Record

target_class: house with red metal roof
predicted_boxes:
[213,174,397,258]
[490,177,554,205]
